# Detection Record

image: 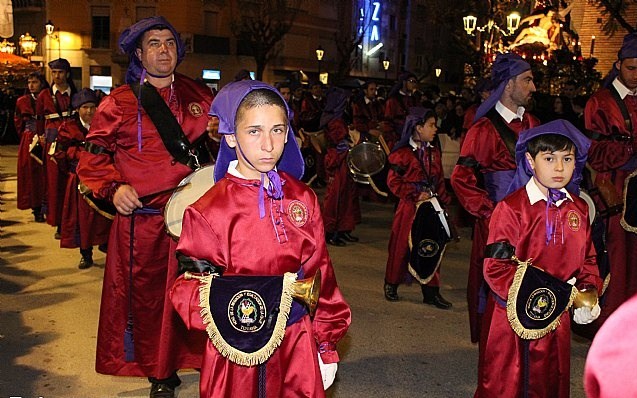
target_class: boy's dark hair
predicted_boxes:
[526,133,576,158]
[235,88,288,125]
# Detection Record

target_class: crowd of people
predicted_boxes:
[9,14,637,398]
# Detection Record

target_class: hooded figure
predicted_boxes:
[392,106,433,152]
[71,88,98,110]
[602,32,637,88]
[507,119,591,195]
[473,53,531,122]
[210,80,304,184]
[118,16,186,85]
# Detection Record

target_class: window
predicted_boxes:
[92,6,110,49]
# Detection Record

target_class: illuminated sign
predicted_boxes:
[202,69,221,80]
[359,1,383,57]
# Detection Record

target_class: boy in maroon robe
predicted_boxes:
[476,120,602,397]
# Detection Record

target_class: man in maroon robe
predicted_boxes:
[15,72,48,222]
[76,16,214,398]
[36,58,77,236]
[584,32,637,331]
[450,53,540,343]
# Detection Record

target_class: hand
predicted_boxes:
[318,353,338,390]
[113,184,142,215]
[417,191,432,202]
[207,116,220,142]
[573,303,601,324]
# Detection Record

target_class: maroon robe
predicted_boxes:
[57,118,111,249]
[476,184,601,398]
[450,112,540,343]
[385,143,450,285]
[36,88,73,227]
[384,92,418,149]
[322,118,360,233]
[585,86,637,326]
[15,93,45,210]
[76,74,213,378]
[171,172,351,398]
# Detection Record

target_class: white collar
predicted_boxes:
[52,85,71,96]
[365,97,372,104]
[612,77,637,98]
[496,101,525,123]
[227,160,274,187]
[409,136,431,150]
[80,118,90,130]
[525,178,572,206]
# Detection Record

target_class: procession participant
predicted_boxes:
[384,107,452,307]
[321,87,361,246]
[461,78,492,139]
[384,71,420,149]
[300,80,327,187]
[476,120,601,397]
[57,88,111,269]
[15,72,48,222]
[584,32,637,328]
[170,80,351,397]
[450,52,540,343]
[36,58,77,236]
[76,16,214,398]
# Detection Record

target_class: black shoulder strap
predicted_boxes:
[486,108,517,159]
[130,82,196,169]
[608,85,633,132]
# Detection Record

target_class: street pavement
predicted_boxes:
[0,144,591,398]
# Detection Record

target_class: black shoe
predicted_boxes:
[34,213,45,223]
[339,231,359,242]
[326,232,346,246]
[424,294,453,310]
[78,257,93,269]
[384,283,399,301]
[54,231,61,240]
[98,243,108,253]
[150,383,175,398]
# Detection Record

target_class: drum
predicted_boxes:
[164,164,215,239]
[300,129,327,154]
[621,169,637,233]
[579,190,596,226]
[408,197,452,284]
[346,141,388,196]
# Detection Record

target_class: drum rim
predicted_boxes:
[346,142,386,178]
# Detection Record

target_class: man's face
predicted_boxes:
[78,102,96,125]
[405,77,418,93]
[562,84,577,99]
[617,58,637,91]
[51,69,67,87]
[279,87,291,102]
[365,83,377,100]
[27,77,42,95]
[311,84,322,98]
[508,70,536,107]
[135,29,178,78]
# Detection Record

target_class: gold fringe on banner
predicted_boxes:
[506,257,578,340]
[186,272,296,367]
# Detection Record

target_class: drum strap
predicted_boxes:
[485,241,516,259]
[608,85,633,133]
[486,108,517,158]
[130,82,202,170]
[456,156,480,170]
[84,141,114,156]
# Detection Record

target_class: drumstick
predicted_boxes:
[378,134,390,155]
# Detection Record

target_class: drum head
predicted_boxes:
[347,142,386,179]
[164,164,215,239]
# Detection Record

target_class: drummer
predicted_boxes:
[384,107,453,308]
[76,16,214,398]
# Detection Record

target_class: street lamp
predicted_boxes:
[382,57,390,81]
[316,45,324,76]
[45,20,61,59]
[0,39,16,54]
[463,12,521,37]
[19,33,37,59]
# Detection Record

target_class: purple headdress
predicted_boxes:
[319,87,348,129]
[602,32,637,88]
[507,119,591,245]
[392,107,434,152]
[210,80,304,219]
[473,53,531,122]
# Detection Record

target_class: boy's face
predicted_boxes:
[525,148,575,195]
[226,104,288,180]
[78,102,96,125]
[415,116,437,143]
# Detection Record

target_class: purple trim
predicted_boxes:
[483,170,516,202]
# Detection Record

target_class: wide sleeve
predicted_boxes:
[576,221,603,292]
[170,274,208,331]
[584,94,634,172]
[76,94,127,199]
[483,201,520,300]
[387,149,420,202]
[306,193,351,364]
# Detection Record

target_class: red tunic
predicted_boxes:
[322,118,360,233]
[36,88,73,227]
[384,93,418,149]
[477,186,601,398]
[57,118,111,249]
[171,172,351,398]
[585,87,637,322]
[76,74,213,378]
[14,93,45,210]
[450,112,540,343]
[385,143,450,285]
